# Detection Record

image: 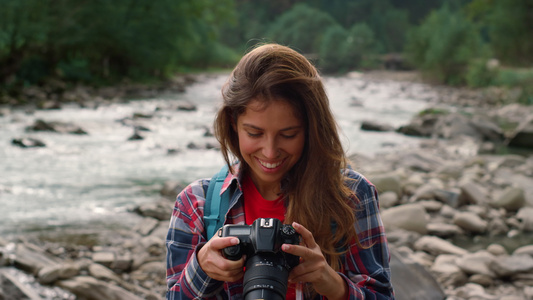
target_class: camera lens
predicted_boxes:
[243,254,289,300]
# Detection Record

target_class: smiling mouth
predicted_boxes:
[258,159,283,169]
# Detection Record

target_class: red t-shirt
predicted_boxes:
[242,175,297,300]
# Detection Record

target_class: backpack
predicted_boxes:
[204,165,231,239]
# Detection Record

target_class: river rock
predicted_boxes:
[389,248,446,300]
[507,115,533,148]
[459,180,489,205]
[88,263,122,283]
[11,137,46,148]
[513,244,533,257]
[14,244,60,275]
[489,254,533,277]
[92,251,115,268]
[486,244,507,256]
[160,181,185,199]
[431,254,468,287]
[37,263,80,284]
[456,250,496,277]
[453,211,488,234]
[26,119,88,134]
[381,203,428,234]
[0,269,44,300]
[133,200,170,221]
[414,236,469,256]
[134,217,160,236]
[396,151,444,172]
[396,114,438,137]
[377,191,399,209]
[427,223,462,237]
[490,186,526,211]
[368,173,403,197]
[57,276,143,300]
[360,120,395,132]
[435,114,490,141]
[516,207,533,232]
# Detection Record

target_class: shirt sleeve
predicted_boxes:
[342,171,395,299]
[165,179,225,299]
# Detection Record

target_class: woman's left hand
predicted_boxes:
[282,222,348,300]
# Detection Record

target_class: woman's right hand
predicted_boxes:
[197,235,245,282]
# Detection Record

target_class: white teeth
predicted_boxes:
[260,160,282,169]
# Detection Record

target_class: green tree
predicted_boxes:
[467,0,533,65]
[267,3,337,54]
[404,3,490,85]
[0,0,236,89]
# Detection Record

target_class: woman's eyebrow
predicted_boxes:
[242,123,302,131]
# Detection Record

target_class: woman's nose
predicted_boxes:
[262,138,279,158]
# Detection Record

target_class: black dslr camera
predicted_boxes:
[220,218,300,300]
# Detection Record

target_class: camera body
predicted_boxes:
[220,218,300,300]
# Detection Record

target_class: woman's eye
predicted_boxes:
[281,132,298,138]
[247,132,262,138]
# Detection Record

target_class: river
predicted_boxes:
[0,73,435,238]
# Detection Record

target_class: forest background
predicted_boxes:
[1,0,532,105]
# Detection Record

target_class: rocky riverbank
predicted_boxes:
[1,71,532,299]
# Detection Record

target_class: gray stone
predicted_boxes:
[389,248,446,300]
[381,203,428,234]
[14,244,59,275]
[469,274,494,287]
[491,186,526,211]
[456,251,496,277]
[134,217,160,236]
[368,173,403,197]
[38,263,80,284]
[459,180,489,205]
[378,191,399,209]
[489,255,533,277]
[418,200,443,212]
[427,223,462,237]
[516,207,533,232]
[92,251,115,268]
[0,269,43,300]
[486,244,507,256]
[513,245,533,257]
[414,236,469,256]
[57,276,143,300]
[453,211,488,234]
[507,115,533,148]
[360,120,395,132]
[431,254,469,287]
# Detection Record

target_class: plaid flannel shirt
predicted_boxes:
[165,163,394,299]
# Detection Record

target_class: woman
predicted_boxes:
[166,43,394,299]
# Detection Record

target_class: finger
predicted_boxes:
[209,236,240,251]
[292,222,318,248]
[281,243,311,258]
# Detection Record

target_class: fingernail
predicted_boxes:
[292,222,300,228]
[282,244,289,251]
[231,238,239,245]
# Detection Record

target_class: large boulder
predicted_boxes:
[390,248,446,300]
[507,115,533,148]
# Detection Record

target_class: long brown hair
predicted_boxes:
[213,43,360,271]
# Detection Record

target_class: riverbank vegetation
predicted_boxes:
[1,0,532,105]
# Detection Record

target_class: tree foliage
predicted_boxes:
[0,0,236,88]
[466,0,533,65]
[404,4,490,85]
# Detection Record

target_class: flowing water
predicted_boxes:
[0,73,436,238]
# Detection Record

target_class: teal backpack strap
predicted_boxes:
[204,165,230,240]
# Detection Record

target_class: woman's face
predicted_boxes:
[236,98,305,196]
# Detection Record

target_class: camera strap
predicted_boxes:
[204,164,230,239]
